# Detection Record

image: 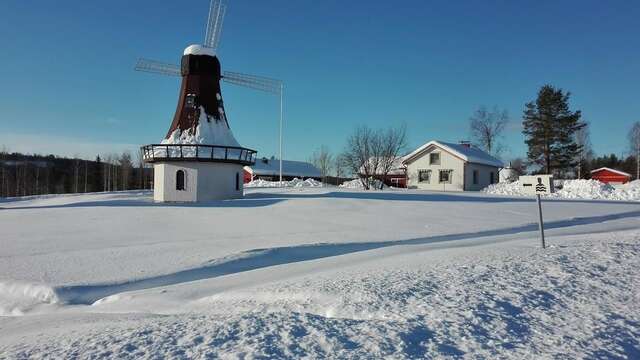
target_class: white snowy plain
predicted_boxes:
[0,188,639,358]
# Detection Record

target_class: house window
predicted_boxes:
[473,170,479,184]
[439,169,452,184]
[429,153,441,165]
[418,170,431,183]
[490,172,495,184]
[176,170,186,191]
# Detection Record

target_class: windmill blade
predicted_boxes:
[222,71,282,95]
[134,58,181,77]
[204,0,227,51]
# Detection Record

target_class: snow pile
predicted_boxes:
[339,178,387,190]
[244,178,324,188]
[555,179,617,200]
[162,107,240,147]
[482,181,524,197]
[0,281,59,316]
[483,179,640,201]
[291,178,323,188]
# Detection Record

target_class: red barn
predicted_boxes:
[590,167,631,185]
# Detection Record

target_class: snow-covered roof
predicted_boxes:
[183,44,216,57]
[403,140,503,167]
[246,159,322,178]
[590,167,632,177]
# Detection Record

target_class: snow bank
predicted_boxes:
[0,281,59,316]
[483,179,640,201]
[339,178,387,190]
[162,107,240,147]
[244,178,324,188]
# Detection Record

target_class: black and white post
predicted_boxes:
[536,194,546,249]
[520,175,554,249]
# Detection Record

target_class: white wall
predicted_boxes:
[465,163,499,191]
[406,146,465,191]
[153,162,244,202]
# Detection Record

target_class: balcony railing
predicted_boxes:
[141,144,257,165]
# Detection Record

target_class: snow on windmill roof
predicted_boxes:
[246,158,322,178]
[403,140,504,167]
[183,44,216,57]
[161,106,241,147]
[590,167,632,177]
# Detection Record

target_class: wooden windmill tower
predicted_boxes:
[137,0,283,202]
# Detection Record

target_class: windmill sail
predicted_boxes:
[204,0,227,51]
[134,58,181,76]
[222,71,282,95]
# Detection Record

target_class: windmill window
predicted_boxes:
[176,170,186,191]
[235,172,240,191]
[473,170,479,184]
[185,94,197,109]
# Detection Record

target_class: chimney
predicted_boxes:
[459,140,471,148]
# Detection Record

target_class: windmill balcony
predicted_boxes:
[141,144,257,166]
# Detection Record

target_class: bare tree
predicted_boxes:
[629,121,640,179]
[510,158,527,176]
[309,145,333,185]
[136,149,145,189]
[469,105,509,156]
[0,146,6,197]
[119,151,133,191]
[376,125,407,190]
[334,153,349,180]
[341,126,376,190]
[73,157,80,193]
[575,122,594,179]
[341,125,406,190]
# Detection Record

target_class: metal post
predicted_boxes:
[279,83,284,187]
[536,194,546,249]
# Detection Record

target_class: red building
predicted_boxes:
[590,167,631,185]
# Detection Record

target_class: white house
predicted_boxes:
[402,141,503,191]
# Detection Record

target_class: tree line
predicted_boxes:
[0,148,152,198]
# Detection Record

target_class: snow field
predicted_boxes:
[1,188,639,358]
[1,230,638,358]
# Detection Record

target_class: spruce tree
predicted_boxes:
[522,85,584,175]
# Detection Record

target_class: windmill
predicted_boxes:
[136,0,284,201]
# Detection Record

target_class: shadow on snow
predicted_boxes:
[54,209,640,305]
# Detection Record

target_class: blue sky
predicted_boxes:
[0,0,638,161]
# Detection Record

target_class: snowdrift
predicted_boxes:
[339,179,387,190]
[483,179,640,201]
[245,178,324,188]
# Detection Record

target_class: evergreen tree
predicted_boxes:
[522,85,584,175]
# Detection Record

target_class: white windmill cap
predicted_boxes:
[184,44,216,57]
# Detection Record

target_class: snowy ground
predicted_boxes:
[1,188,639,358]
